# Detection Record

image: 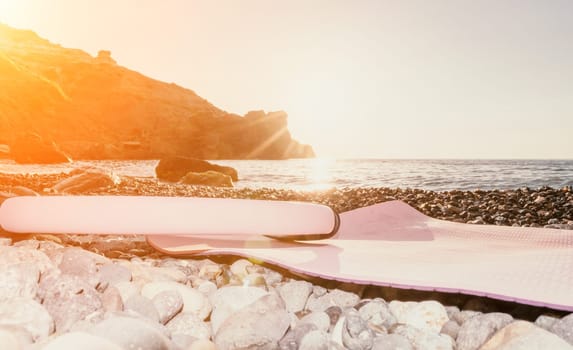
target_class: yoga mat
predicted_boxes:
[148,200,573,311]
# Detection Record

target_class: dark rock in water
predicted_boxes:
[10,133,71,164]
[155,157,238,182]
[180,171,233,188]
[52,171,115,193]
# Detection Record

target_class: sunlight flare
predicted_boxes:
[305,157,335,190]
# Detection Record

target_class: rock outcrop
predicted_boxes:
[0,23,314,160]
[10,133,71,164]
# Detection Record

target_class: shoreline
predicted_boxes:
[1,172,572,348]
[2,172,572,229]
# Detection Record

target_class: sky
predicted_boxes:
[1,0,572,159]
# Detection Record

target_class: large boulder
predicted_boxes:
[10,133,71,164]
[155,157,238,182]
[51,170,116,194]
[180,171,233,187]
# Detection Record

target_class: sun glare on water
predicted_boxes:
[306,158,335,191]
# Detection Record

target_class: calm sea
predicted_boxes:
[1,159,572,191]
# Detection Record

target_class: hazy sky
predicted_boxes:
[1,0,572,158]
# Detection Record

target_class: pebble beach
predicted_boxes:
[1,172,572,349]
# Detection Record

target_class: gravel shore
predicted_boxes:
[1,173,572,349]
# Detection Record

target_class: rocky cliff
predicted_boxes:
[0,23,314,160]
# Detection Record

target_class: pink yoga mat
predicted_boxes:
[148,200,573,311]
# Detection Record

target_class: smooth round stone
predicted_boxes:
[445,306,460,320]
[89,315,172,350]
[550,313,573,346]
[453,310,482,325]
[534,315,559,331]
[153,290,184,324]
[101,285,124,313]
[457,312,514,350]
[313,285,327,297]
[214,294,290,350]
[170,333,197,350]
[125,295,160,323]
[189,339,218,350]
[141,281,211,320]
[0,298,54,342]
[342,308,374,350]
[12,240,40,250]
[210,286,268,334]
[166,312,211,340]
[229,259,253,277]
[59,248,110,287]
[389,300,449,333]
[299,329,329,350]
[358,299,396,330]
[391,324,454,350]
[42,331,123,350]
[40,274,103,333]
[241,272,267,287]
[280,323,318,350]
[196,280,218,297]
[306,289,360,312]
[372,334,414,350]
[198,262,223,280]
[300,311,331,332]
[131,263,188,284]
[481,321,573,350]
[0,325,33,348]
[279,280,314,313]
[262,268,284,286]
[0,246,55,274]
[440,320,461,340]
[0,327,26,350]
[37,240,64,252]
[99,263,133,285]
[0,263,40,300]
[115,280,141,301]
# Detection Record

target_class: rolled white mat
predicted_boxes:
[0,196,339,239]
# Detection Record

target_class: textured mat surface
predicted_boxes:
[147,201,573,311]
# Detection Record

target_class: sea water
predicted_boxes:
[1,159,572,191]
